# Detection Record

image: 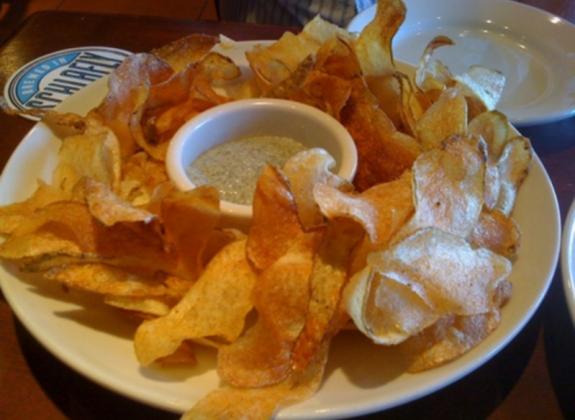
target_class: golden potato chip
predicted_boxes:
[415,35,454,91]
[53,119,121,193]
[367,228,511,316]
[468,110,509,159]
[455,65,506,112]
[104,295,172,317]
[119,152,169,206]
[45,263,173,297]
[354,0,406,76]
[92,53,173,157]
[341,79,420,190]
[218,233,321,387]
[400,136,484,240]
[314,36,362,80]
[283,148,352,230]
[84,178,155,226]
[134,239,257,366]
[188,340,329,420]
[0,181,70,235]
[0,201,174,274]
[291,220,362,371]
[495,136,532,216]
[160,186,221,281]
[415,87,468,150]
[247,165,304,271]
[345,267,438,345]
[151,33,218,72]
[314,170,413,246]
[41,111,89,139]
[469,210,521,259]
[401,311,501,372]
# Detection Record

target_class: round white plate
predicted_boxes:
[561,199,575,325]
[348,0,575,126]
[0,40,561,418]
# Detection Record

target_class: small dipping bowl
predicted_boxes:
[166,98,357,226]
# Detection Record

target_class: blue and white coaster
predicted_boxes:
[4,46,131,120]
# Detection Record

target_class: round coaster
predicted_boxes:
[4,46,131,120]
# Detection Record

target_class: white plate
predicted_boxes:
[561,199,575,325]
[0,40,561,418]
[348,0,575,126]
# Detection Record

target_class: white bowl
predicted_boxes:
[166,98,358,226]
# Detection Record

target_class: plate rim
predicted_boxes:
[561,199,575,325]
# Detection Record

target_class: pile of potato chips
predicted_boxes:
[0,0,532,418]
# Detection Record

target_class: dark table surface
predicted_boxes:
[0,3,574,419]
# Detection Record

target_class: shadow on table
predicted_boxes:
[543,273,575,420]
[14,319,177,420]
[354,310,543,420]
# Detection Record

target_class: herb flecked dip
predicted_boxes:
[186,135,306,205]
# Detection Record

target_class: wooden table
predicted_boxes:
[0,5,574,419]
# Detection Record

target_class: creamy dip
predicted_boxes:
[186,135,306,205]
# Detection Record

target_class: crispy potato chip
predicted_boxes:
[53,119,121,193]
[468,110,509,159]
[401,311,501,372]
[188,340,329,420]
[354,0,406,76]
[314,170,413,246]
[315,36,362,80]
[415,35,455,91]
[291,220,362,371]
[455,65,506,112]
[160,186,221,280]
[283,148,352,230]
[92,53,173,157]
[104,295,172,317]
[45,263,174,297]
[496,136,532,216]
[415,87,468,150]
[151,33,218,72]
[134,239,257,366]
[41,111,89,139]
[341,79,420,190]
[346,227,511,345]
[119,152,169,206]
[469,210,521,259]
[84,178,155,226]
[218,233,321,387]
[0,201,174,274]
[0,181,70,235]
[400,136,484,239]
[247,165,304,271]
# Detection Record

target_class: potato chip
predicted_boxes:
[469,210,521,259]
[495,136,532,216]
[104,295,172,317]
[314,170,413,246]
[346,227,511,345]
[415,87,468,150]
[415,35,455,91]
[283,148,352,230]
[151,33,218,72]
[45,263,173,297]
[53,119,121,193]
[401,311,501,372]
[0,181,70,235]
[291,220,362,371]
[400,136,484,240]
[218,233,321,387]
[84,178,155,226]
[455,65,506,112]
[341,79,420,190]
[468,110,509,159]
[247,165,304,271]
[134,239,257,365]
[119,152,169,206]
[160,186,221,281]
[188,340,329,420]
[354,0,406,76]
[92,53,173,157]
